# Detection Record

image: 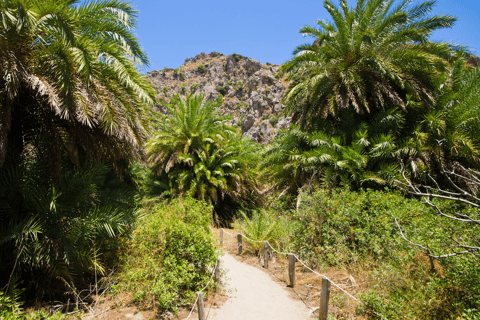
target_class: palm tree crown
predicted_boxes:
[281,0,456,128]
[0,0,156,178]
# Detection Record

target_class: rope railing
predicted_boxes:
[218,227,384,319]
[183,226,383,320]
[220,228,360,302]
[184,258,219,320]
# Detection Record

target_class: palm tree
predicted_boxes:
[404,53,480,177]
[281,0,456,129]
[0,0,156,182]
[146,94,261,220]
[261,109,405,194]
[174,134,259,206]
[146,94,233,174]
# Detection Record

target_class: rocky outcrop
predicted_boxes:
[146,52,291,144]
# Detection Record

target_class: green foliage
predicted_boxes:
[0,290,23,320]
[190,83,199,91]
[180,73,186,80]
[281,0,455,129]
[198,65,205,73]
[232,53,241,62]
[145,94,261,220]
[269,116,278,126]
[0,0,156,176]
[0,146,138,301]
[217,93,224,104]
[114,198,217,311]
[233,210,296,254]
[288,189,480,318]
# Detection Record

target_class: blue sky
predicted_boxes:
[131,0,480,72]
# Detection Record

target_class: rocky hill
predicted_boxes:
[146,52,291,144]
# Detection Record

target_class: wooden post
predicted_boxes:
[220,229,223,247]
[215,260,221,293]
[318,277,331,320]
[264,241,269,269]
[237,234,242,255]
[288,254,296,288]
[197,292,205,320]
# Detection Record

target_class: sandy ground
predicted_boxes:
[190,252,312,320]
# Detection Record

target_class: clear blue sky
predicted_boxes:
[131,0,480,72]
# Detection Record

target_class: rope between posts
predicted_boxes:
[185,259,218,320]
[184,294,199,320]
[221,228,361,303]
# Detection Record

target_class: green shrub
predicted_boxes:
[0,290,23,320]
[288,189,480,318]
[269,116,278,126]
[191,83,199,91]
[197,64,205,73]
[233,53,241,62]
[114,198,217,312]
[0,154,138,301]
[233,210,297,254]
[180,73,185,80]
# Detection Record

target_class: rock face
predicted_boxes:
[146,52,291,144]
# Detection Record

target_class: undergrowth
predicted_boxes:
[113,197,218,313]
[235,189,480,319]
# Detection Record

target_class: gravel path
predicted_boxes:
[205,253,311,320]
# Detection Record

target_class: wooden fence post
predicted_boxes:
[215,260,221,293]
[237,234,242,255]
[220,229,223,247]
[264,241,269,269]
[197,292,205,320]
[288,254,296,288]
[318,277,331,320]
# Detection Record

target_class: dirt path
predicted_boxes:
[201,252,312,320]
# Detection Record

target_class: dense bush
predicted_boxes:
[114,197,218,312]
[0,147,138,302]
[289,189,480,319]
[233,210,298,254]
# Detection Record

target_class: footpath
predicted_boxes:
[205,252,311,320]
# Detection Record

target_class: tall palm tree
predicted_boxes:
[146,94,261,220]
[0,0,156,182]
[281,0,456,129]
[146,94,233,174]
